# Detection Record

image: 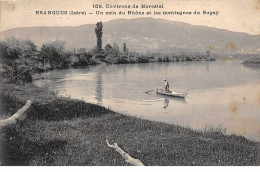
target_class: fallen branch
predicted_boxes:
[0,100,32,127]
[11,68,32,81]
[106,139,144,166]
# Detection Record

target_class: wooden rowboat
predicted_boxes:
[156,88,187,98]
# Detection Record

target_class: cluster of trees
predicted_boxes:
[0,37,37,62]
[90,21,214,64]
[0,37,36,83]
[91,22,129,64]
[242,54,260,66]
[0,21,215,84]
[156,51,214,62]
[39,39,71,69]
[71,48,93,67]
[0,37,72,83]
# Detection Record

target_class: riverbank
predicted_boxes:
[243,56,260,67]
[0,81,259,166]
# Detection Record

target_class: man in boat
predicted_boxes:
[164,79,170,93]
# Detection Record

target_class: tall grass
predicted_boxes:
[202,124,227,135]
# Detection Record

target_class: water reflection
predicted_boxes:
[34,61,260,141]
[157,94,187,105]
[95,67,103,105]
[163,98,169,108]
[205,62,209,72]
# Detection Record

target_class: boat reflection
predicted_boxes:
[158,94,187,109]
[145,90,187,108]
[163,98,169,108]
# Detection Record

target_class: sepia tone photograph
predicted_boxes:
[0,0,260,167]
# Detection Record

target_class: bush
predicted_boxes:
[163,56,170,62]
[1,63,32,84]
[39,40,70,69]
[137,56,149,63]
[72,58,88,67]
[0,37,37,62]
[0,38,36,84]
[243,56,260,64]
[114,57,129,64]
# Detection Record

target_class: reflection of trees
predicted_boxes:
[123,65,126,79]
[123,65,126,74]
[95,67,103,105]
[205,62,209,72]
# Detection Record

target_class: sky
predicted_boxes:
[0,0,260,35]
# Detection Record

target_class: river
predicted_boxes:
[34,59,260,141]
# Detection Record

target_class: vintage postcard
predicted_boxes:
[0,0,260,166]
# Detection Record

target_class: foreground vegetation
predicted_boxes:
[243,55,260,67]
[0,81,259,166]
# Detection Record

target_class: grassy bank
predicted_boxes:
[0,82,260,166]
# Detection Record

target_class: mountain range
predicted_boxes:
[1,18,260,54]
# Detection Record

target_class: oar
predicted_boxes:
[145,89,155,94]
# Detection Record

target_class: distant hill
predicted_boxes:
[1,18,260,54]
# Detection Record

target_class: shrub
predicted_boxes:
[137,56,149,63]
[0,38,36,83]
[163,56,170,62]
[114,57,129,64]
[39,40,70,69]
[0,37,37,62]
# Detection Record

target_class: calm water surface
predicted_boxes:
[34,60,260,141]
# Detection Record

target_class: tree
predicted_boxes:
[0,37,36,83]
[113,43,119,54]
[95,22,103,52]
[77,48,86,54]
[0,37,37,62]
[104,44,113,55]
[89,46,99,55]
[39,39,70,68]
[123,43,126,53]
[206,50,210,58]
